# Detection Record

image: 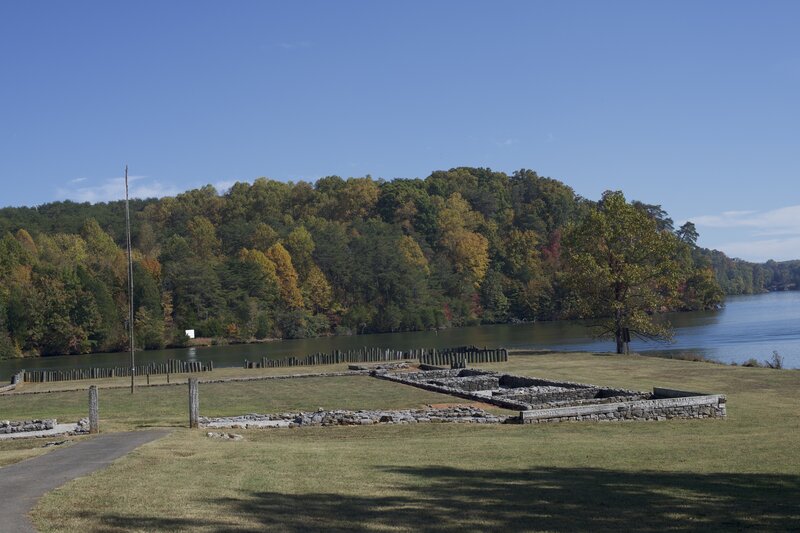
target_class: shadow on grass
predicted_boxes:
[90,466,800,532]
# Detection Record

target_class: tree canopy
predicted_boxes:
[564,191,688,353]
[0,166,783,359]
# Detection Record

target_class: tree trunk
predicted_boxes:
[615,330,624,354]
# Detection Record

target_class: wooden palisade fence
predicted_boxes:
[20,359,213,383]
[245,346,508,369]
[11,346,508,385]
[418,346,508,367]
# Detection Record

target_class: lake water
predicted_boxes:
[2,291,799,379]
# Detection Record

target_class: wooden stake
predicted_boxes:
[189,378,199,428]
[89,385,99,434]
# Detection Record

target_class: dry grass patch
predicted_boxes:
[27,353,800,531]
[0,375,489,454]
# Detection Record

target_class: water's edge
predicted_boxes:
[2,292,799,379]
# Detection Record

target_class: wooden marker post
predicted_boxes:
[89,385,99,434]
[189,378,199,428]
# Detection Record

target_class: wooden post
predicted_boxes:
[189,378,199,428]
[89,385,99,434]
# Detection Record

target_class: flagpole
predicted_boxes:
[125,165,135,394]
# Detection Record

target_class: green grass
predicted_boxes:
[11,353,800,531]
[0,375,483,433]
[0,438,71,467]
[11,362,359,394]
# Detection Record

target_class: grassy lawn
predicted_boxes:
[0,438,73,467]
[0,375,472,434]
[5,353,799,531]
[9,362,359,394]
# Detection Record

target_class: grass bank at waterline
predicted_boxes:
[3,353,798,531]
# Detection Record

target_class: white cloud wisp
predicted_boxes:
[56,175,181,203]
[690,204,800,262]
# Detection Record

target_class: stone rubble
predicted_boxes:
[0,419,56,434]
[73,418,91,434]
[206,431,244,440]
[201,406,511,429]
[348,362,410,371]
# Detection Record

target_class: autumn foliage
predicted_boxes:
[0,168,732,358]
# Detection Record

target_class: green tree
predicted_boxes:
[676,221,699,246]
[187,216,220,258]
[563,191,683,354]
[285,226,315,280]
[135,306,166,350]
[250,223,279,251]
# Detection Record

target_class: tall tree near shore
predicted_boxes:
[563,191,683,353]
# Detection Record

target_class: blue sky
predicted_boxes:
[1,1,798,261]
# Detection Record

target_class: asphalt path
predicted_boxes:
[0,429,171,532]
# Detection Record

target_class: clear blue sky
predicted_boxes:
[1,1,798,261]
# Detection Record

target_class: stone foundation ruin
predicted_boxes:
[378,369,726,423]
[201,406,508,429]
[0,419,56,434]
[200,367,726,431]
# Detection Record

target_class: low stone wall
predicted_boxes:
[377,371,532,410]
[379,370,648,411]
[348,362,411,371]
[496,386,652,407]
[201,407,511,429]
[379,370,726,424]
[0,419,56,434]
[520,393,727,423]
[430,375,501,391]
[501,386,601,405]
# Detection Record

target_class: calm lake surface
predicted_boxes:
[2,291,799,379]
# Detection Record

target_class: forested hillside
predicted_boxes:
[0,167,790,359]
[705,251,800,294]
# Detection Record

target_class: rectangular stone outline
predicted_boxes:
[520,394,726,422]
[378,370,727,424]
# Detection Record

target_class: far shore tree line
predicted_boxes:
[0,167,797,359]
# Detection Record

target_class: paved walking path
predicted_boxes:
[0,429,171,532]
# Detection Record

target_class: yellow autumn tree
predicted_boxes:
[441,230,490,287]
[265,243,304,308]
[435,193,490,287]
[398,235,430,275]
[15,229,38,258]
[504,229,542,280]
[36,233,89,269]
[302,264,333,313]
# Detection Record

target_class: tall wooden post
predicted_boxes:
[88,385,99,434]
[124,165,136,394]
[189,378,199,428]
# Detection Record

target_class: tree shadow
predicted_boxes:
[84,466,800,532]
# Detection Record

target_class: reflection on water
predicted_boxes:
[1,291,799,378]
